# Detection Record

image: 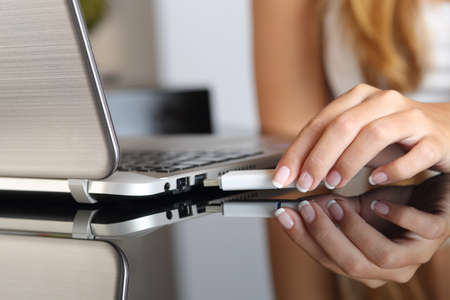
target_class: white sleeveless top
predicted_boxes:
[323,0,450,102]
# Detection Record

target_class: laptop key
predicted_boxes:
[185,160,215,166]
[118,166,133,171]
[152,168,172,173]
[133,167,151,172]
[172,164,197,170]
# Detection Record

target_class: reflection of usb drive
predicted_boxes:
[203,170,296,191]
[205,200,299,218]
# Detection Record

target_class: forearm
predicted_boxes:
[253,0,330,137]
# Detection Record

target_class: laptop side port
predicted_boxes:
[178,203,193,218]
[196,205,206,214]
[176,177,190,192]
[194,173,207,185]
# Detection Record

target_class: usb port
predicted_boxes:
[194,173,207,185]
[196,205,206,214]
[176,177,190,192]
[178,204,193,218]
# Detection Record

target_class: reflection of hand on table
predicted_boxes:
[275,175,450,288]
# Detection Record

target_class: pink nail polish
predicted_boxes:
[272,166,290,188]
[325,170,341,190]
[298,200,315,223]
[370,200,390,215]
[275,208,294,229]
[327,199,344,221]
[368,172,388,185]
[297,171,313,192]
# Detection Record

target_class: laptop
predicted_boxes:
[0,0,285,203]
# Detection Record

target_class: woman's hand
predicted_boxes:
[273,179,450,288]
[272,83,450,191]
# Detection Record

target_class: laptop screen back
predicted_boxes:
[0,0,118,179]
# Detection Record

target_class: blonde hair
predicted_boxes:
[341,0,426,92]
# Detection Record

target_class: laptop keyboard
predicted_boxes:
[118,149,264,173]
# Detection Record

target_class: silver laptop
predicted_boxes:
[0,0,285,203]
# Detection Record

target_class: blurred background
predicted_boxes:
[84,0,275,299]
[85,0,260,135]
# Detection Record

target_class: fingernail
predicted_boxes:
[368,172,388,185]
[370,200,390,215]
[324,170,341,190]
[297,171,313,192]
[326,199,344,221]
[274,208,294,229]
[272,166,290,188]
[297,200,315,223]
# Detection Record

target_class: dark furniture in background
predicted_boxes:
[106,88,212,136]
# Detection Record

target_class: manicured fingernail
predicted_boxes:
[405,232,421,240]
[297,171,313,192]
[326,199,344,221]
[274,208,294,229]
[370,200,390,215]
[297,200,315,223]
[272,166,290,188]
[324,170,341,190]
[368,172,388,185]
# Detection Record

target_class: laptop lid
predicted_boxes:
[0,0,119,179]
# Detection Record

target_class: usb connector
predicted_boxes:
[203,169,296,191]
[205,200,300,218]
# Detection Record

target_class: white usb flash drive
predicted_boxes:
[205,201,299,218]
[203,169,296,191]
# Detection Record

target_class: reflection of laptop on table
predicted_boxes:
[0,0,285,203]
[0,188,269,239]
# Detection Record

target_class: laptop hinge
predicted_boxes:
[72,209,98,240]
[68,179,98,204]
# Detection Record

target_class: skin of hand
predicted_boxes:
[271,83,450,192]
[274,175,450,288]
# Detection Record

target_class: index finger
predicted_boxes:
[272,84,379,188]
[370,200,449,240]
